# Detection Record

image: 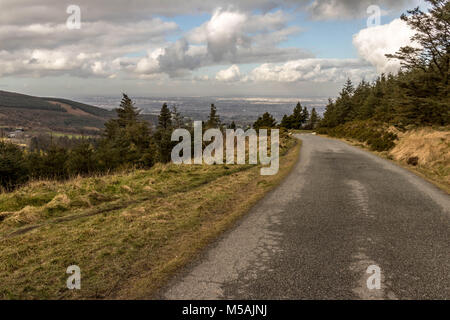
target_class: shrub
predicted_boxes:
[0,141,29,191]
[324,120,398,151]
[407,156,419,166]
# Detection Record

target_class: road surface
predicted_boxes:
[162,134,449,300]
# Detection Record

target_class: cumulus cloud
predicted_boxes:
[187,9,296,61]
[216,65,242,82]
[204,9,248,61]
[0,0,417,25]
[0,0,418,90]
[353,18,417,74]
[0,20,178,52]
[248,58,375,83]
[0,0,302,25]
[0,3,310,79]
[0,18,178,78]
[307,0,416,20]
[134,8,310,77]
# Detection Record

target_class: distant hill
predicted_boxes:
[0,90,157,135]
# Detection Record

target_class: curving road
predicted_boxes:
[161,134,450,300]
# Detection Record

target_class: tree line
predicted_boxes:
[252,103,319,130]
[317,0,449,151]
[1,95,166,190]
[0,95,283,191]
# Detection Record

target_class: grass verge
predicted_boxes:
[0,137,300,299]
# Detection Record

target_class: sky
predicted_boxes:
[0,0,426,99]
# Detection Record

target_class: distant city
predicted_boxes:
[77,96,328,127]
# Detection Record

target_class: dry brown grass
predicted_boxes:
[0,138,300,299]
[390,127,449,167]
[388,127,450,192]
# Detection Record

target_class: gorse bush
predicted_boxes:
[319,121,398,151]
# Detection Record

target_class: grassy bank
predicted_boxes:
[0,137,300,299]
[388,127,449,193]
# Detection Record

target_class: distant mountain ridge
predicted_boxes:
[0,90,157,134]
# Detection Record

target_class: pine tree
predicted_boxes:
[154,103,174,163]
[385,0,449,126]
[292,102,303,129]
[100,94,153,169]
[0,141,29,190]
[158,103,172,130]
[253,112,277,130]
[321,98,338,128]
[386,0,449,86]
[116,94,140,126]
[306,108,319,130]
[104,93,142,139]
[300,106,309,127]
[171,106,184,129]
[206,104,220,128]
[228,121,237,129]
[280,114,291,129]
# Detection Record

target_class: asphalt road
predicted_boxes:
[162,134,449,300]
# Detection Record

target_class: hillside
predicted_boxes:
[0,90,157,135]
[0,137,299,299]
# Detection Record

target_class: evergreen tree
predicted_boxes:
[280,114,291,129]
[154,103,174,163]
[386,0,449,86]
[385,0,449,126]
[42,146,69,179]
[280,102,309,129]
[305,108,319,130]
[158,103,172,130]
[171,106,184,129]
[101,94,153,169]
[66,142,97,176]
[300,106,309,127]
[206,104,220,128]
[321,98,337,128]
[0,141,28,190]
[116,94,140,126]
[253,112,277,129]
[291,102,303,129]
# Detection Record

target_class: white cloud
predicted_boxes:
[187,8,300,61]
[307,0,416,20]
[216,64,242,82]
[3,49,117,78]
[0,6,309,79]
[352,18,417,74]
[248,58,375,83]
[0,0,421,97]
[0,19,178,78]
[0,20,178,53]
[0,0,417,26]
[134,8,309,77]
[135,48,165,74]
[0,0,302,25]
[205,9,248,61]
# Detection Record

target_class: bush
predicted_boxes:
[0,141,29,190]
[324,120,398,151]
[66,142,98,176]
[407,156,419,166]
